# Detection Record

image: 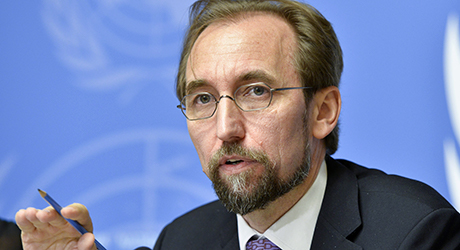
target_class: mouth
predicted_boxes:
[225,159,244,165]
[219,155,248,166]
[217,156,258,175]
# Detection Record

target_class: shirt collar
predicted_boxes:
[237,160,327,250]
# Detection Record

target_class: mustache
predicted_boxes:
[207,143,273,171]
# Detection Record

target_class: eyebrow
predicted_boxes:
[184,70,278,95]
[238,70,277,86]
[185,79,207,96]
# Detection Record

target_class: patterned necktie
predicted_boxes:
[246,237,281,250]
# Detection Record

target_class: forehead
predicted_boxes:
[185,13,298,91]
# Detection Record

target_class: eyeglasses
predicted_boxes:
[177,82,311,121]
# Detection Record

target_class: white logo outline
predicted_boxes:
[444,13,460,211]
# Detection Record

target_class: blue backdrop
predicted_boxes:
[1,1,460,249]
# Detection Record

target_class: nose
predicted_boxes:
[215,95,245,143]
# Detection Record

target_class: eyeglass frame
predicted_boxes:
[176,82,312,121]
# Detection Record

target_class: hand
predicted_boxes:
[15,203,97,250]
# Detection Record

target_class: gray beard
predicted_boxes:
[208,142,311,215]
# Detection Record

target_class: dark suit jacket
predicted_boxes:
[0,219,23,250]
[153,156,460,249]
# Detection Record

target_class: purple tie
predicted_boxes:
[246,238,281,250]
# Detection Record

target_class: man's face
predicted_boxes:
[185,13,311,214]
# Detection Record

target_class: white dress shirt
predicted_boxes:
[237,160,327,250]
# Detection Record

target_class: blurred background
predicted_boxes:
[1,0,459,249]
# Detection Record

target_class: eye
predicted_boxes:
[241,84,270,98]
[252,86,266,96]
[194,93,213,105]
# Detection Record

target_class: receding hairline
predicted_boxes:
[185,11,299,89]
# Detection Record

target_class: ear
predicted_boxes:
[310,86,341,140]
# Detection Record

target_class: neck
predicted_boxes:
[242,139,326,233]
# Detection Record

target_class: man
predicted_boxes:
[15,0,460,249]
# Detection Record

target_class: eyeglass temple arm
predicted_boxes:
[272,86,312,91]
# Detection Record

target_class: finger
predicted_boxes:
[81,233,99,250]
[23,207,48,229]
[35,206,58,222]
[15,208,36,232]
[40,207,71,229]
[61,203,93,232]
[79,232,97,250]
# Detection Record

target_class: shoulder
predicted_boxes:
[166,199,233,227]
[0,218,22,250]
[327,157,460,248]
[154,200,237,249]
[336,158,453,211]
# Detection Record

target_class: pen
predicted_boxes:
[38,189,107,250]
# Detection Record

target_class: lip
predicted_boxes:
[218,155,258,175]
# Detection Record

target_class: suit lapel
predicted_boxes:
[310,156,362,250]
[218,211,240,250]
[221,233,239,250]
